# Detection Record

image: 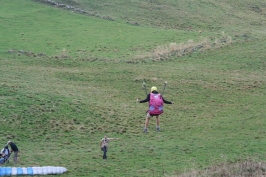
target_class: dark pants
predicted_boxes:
[13,151,18,163]
[101,146,107,159]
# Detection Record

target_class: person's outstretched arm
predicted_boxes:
[162,97,174,104]
[137,94,150,103]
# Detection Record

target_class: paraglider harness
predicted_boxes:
[148,92,164,115]
[142,81,168,116]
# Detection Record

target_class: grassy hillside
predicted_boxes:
[0,0,266,176]
[1,0,214,60]
[52,0,266,33]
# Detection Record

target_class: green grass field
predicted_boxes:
[1,0,266,176]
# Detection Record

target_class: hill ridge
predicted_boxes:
[34,0,115,21]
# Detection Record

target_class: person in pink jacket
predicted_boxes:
[137,86,173,133]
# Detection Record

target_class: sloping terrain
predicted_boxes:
[0,0,265,176]
[43,0,266,32]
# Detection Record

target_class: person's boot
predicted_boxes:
[143,128,148,133]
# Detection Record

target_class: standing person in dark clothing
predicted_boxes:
[7,141,19,163]
[100,136,119,160]
[137,86,173,133]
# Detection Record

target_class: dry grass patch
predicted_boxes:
[171,161,266,177]
[132,33,234,62]
[151,35,232,59]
